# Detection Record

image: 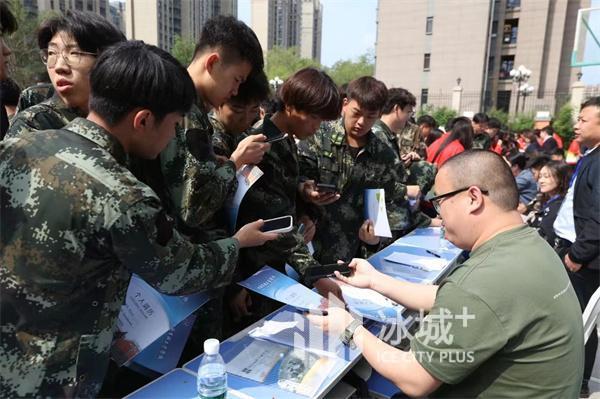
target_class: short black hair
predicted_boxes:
[0,78,20,106]
[509,152,528,170]
[193,15,263,71]
[487,117,502,130]
[382,87,416,114]
[527,154,551,171]
[89,41,195,125]
[581,96,600,115]
[417,114,437,128]
[473,113,489,124]
[346,76,387,112]
[37,10,125,54]
[229,70,270,107]
[442,150,519,211]
[0,1,18,35]
[279,67,341,120]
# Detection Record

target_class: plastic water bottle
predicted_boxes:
[197,339,227,399]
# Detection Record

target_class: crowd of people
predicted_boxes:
[0,3,598,398]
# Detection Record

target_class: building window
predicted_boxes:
[503,19,518,44]
[507,0,520,9]
[497,90,512,112]
[499,55,514,79]
[425,17,433,35]
[423,53,431,70]
[491,21,498,37]
[488,56,495,73]
[421,89,429,106]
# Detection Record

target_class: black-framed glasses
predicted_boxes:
[40,48,96,68]
[430,186,489,214]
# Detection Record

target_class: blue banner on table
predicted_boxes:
[110,274,212,368]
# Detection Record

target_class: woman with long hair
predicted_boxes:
[426,116,473,166]
[526,161,571,245]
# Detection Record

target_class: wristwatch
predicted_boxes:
[340,319,363,349]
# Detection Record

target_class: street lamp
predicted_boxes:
[509,65,531,114]
[519,83,534,113]
[269,76,283,91]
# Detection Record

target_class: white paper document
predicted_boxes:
[364,188,392,238]
[384,252,447,271]
[277,348,339,397]
[250,320,299,338]
[226,165,264,232]
[227,339,289,383]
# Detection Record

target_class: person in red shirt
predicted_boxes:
[427,116,474,166]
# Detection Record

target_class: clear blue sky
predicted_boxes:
[237,0,377,67]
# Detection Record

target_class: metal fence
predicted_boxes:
[420,87,598,116]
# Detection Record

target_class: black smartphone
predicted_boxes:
[260,215,294,233]
[266,133,287,143]
[316,183,338,193]
[304,262,351,285]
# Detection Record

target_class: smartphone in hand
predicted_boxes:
[260,215,294,233]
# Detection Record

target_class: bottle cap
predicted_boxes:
[204,338,220,355]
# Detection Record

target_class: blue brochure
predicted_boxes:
[111,274,212,369]
[239,266,325,311]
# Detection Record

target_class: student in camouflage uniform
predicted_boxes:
[0,0,17,138]
[236,67,342,310]
[5,11,125,139]
[15,81,55,113]
[138,16,269,235]
[0,41,276,399]
[471,112,491,150]
[182,70,271,358]
[372,87,437,196]
[297,77,415,265]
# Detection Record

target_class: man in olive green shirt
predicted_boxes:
[309,150,584,397]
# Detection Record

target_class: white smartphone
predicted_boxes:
[260,215,294,233]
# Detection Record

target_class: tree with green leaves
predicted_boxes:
[4,1,54,88]
[171,35,195,67]
[265,46,321,81]
[507,113,535,132]
[487,107,509,127]
[327,52,374,86]
[552,103,574,145]
[417,105,458,129]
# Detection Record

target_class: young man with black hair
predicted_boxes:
[298,77,415,265]
[539,126,559,155]
[142,16,270,239]
[6,10,125,138]
[554,97,600,397]
[372,87,437,196]
[0,41,277,398]
[182,69,271,357]
[471,112,491,150]
[0,0,18,137]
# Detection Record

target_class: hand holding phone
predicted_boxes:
[303,262,351,285]
[316,183,338,193]
[260,215,294,233]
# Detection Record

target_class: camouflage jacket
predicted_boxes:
[209,113,238,159]
[236,116,319,281]
[157,103,238,232]
[297,118,412,264]
[372,120,427,159]
[5,94,81,139]
[0,118,239,397]
[371,119,434,227]
[473,132,492,150]
[14,83,55,114]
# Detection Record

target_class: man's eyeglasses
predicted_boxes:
[430,187,489,214]
[40,48,96,68]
